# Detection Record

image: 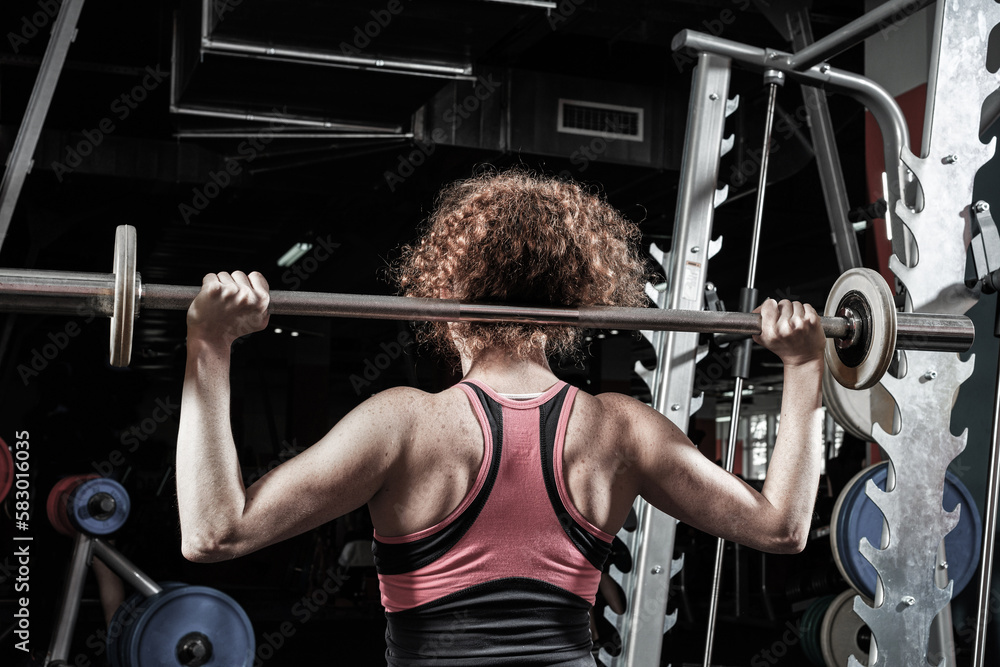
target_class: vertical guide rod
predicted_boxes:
[703,70,783,667]
[972,335,1000,667]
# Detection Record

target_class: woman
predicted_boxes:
[176,170,825,665]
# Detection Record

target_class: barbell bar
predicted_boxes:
[0,225,976,389]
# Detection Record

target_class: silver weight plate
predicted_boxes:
[822,366,897,442]
[821,589,871,667]
[110,225,137,367]
[824,268,897,391]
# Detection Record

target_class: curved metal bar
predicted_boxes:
[671,30,911,207]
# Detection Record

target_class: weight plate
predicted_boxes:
[801,594,836,666]
[127,585,255,667]
[46,474,98,536]
[820,589,871,667]
[824,268,897,390]
[68,477,130,536]
[822,367,898,442]
[110,225,137,367]
[108,582,185,667]
[0,437,12,504]
[830,462,982,599]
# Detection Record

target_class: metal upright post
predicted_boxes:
[786,9,862,273]
[614,53,733,667]
[44,532,93,665]
[0,0,87,251]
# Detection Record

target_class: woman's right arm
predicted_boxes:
[617,299,826,553]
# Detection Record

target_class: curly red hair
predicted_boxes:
[394,169,649,361]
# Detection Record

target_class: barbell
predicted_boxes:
[0,225,976,390]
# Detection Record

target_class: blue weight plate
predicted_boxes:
[68,478,130,536]
[127,585,255,667]
[834,462,982,599]
[108,583,185,667]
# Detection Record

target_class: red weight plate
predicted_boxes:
[0,437,12,504]
[47,474,98,536]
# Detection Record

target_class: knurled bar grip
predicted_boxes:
[0,268,975,352]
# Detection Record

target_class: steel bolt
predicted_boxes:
[651,565,664,575]
[901,596,916,606]
[670,404,681,411]
[923,370,937,380]
[709,93,719,101]
[943,154,959,164]
[691,246,701,254]
[819,64,831,74]
[975,201,990,214]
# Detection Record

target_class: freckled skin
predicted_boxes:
[176,271,826,562]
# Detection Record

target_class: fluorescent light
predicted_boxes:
[274,328,283,334]
[290,331,300,337]
[881,171,892,241]
[277,242,313,267]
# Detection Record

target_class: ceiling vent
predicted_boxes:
[557,99,644,142]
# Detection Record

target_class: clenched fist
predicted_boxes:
[752,298,825,368]
[186,271,270,346]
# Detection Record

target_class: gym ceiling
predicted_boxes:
[0,0,868,410]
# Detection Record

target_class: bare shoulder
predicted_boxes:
[566,390,646,449]
[588,391,689,448]
[345,385,431,435]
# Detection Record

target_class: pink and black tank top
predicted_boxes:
[373,379,614,666]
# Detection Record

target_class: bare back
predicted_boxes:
[367,381,645,540]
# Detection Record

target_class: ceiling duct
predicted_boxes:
[416,69,685,171]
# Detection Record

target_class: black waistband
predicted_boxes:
[384,578,596,666]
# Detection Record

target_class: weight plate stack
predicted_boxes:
[116,583,256,667]
[830,462,982,599]
[67,477,130,536]
[46,474,98,536]
[801,594,836,666]
[820,589,871,667]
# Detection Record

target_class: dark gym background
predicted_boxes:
[1,1,997,665]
